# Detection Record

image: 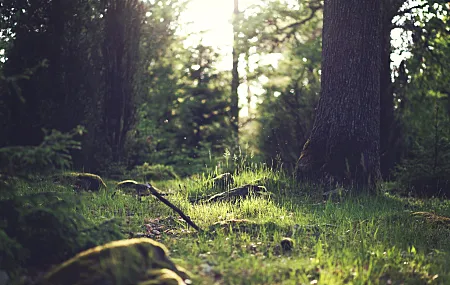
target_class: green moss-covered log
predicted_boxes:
[37,238,191,285]
[54,172,107,191]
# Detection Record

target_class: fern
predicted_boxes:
[0,126,85,176]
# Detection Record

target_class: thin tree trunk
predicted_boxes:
[48,0,65,131]
[231,0,240,146]
[297,0,382,190]
[102,0,142,163]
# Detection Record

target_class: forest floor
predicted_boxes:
[5,167,450,284]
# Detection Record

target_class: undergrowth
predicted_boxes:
[1,165,450,284]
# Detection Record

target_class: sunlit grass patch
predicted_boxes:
[3,167,450,284]
[73,168,450,284]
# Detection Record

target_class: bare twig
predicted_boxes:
[116,180,202,232]
[146,183,202,232]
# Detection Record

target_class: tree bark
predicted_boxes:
[297,0,382,190]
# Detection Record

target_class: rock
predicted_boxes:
[36,238,191,285]
[54,172,107,191]
[116,180,151,196]
[280,237,294,252]
[205,184,269,203]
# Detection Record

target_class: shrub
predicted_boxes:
[0,187,123,278]
[130,163,179,181]
[395,105,450,197]
[0,126,85,177]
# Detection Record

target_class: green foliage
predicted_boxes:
[8,166,450,284]
[0,0,187,173]
[134,43,233,176]
[168,44,233,157]
[0,182,124,278]
[0,126,85,176]
[161,172,450,284]
[0,0,100,147]
[156,144,219,177]
[392,4,450,196]
[130,163,179,181]
[238,0,323,169]
[239,0,323,54]
[1,0,449,194]
[395,104,450,197]
[0,228,25,274]
[257,42,321,169]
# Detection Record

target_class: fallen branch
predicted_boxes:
[116,180,202,232]
[146,183,202,232]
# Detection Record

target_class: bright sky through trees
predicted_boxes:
[179,0,233,50]
[179,0,265,71]
[178,0,421,69]
[177,0,418,116]
[179,0,269,116]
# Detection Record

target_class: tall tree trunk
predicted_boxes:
[231,0,240,146]
[48,0,66,131]
[102,0,142,163]
[297,0,382,190]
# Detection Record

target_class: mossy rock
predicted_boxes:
[280,237,294,251]
[412,211,450,226]
[37,238,191,285]
[207,184,270,203]
[54,172,107,191]
[116,180,153,197]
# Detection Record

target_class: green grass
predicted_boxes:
[5,166,450,284]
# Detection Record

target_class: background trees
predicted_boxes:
[1,0,449,195]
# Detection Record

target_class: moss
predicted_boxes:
[37,238,190,285]
[412,211,450,226]
[0,196,85,270]
[299,139,310,158]
[140,268,185,285]
[55,172,107,191]
[116,180,152,198]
